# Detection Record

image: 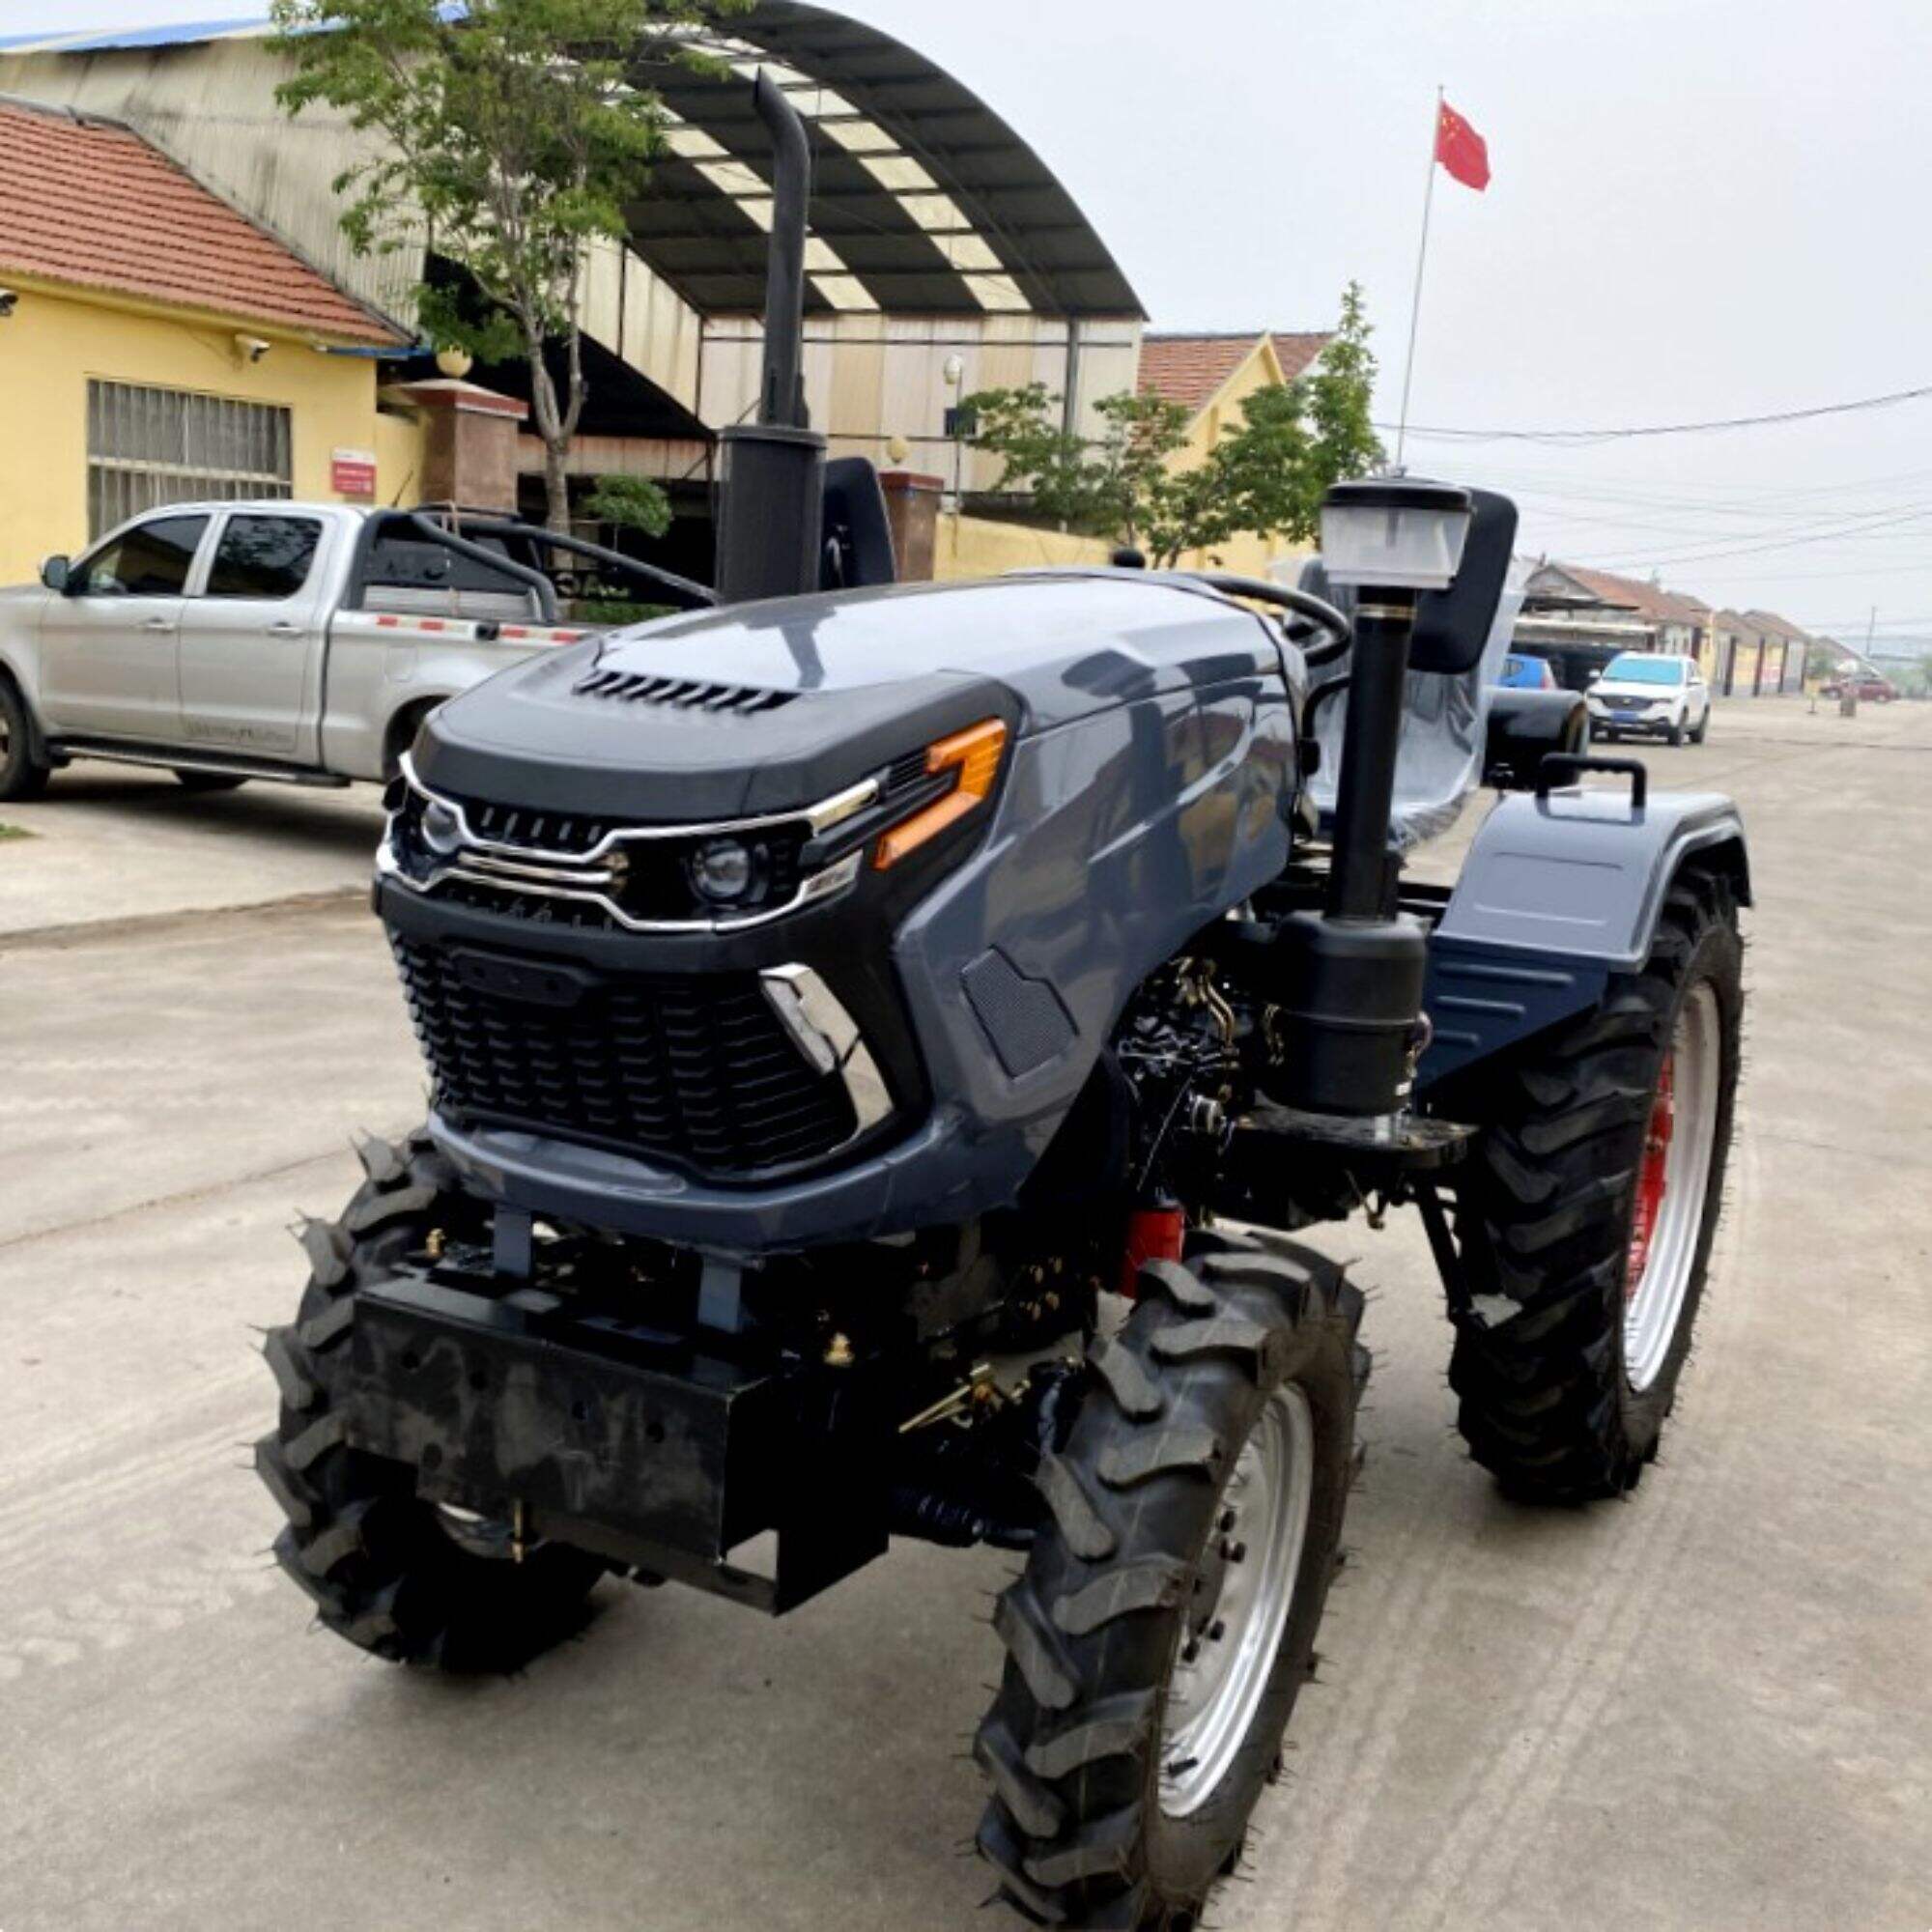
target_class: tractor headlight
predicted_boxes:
[690,836,760,905]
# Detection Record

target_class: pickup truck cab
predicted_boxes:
[1586,650,1712,747]
[0,499,703,801]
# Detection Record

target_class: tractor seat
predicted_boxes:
[1292,556,1526,851]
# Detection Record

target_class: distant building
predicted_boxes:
[1516,561,1712,690]
[1711,609,1810,696]
[0,7,1147,577]
[0,95,408,582]
[1738,610,1811,696]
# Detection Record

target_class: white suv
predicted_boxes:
[1587,652,1712,746]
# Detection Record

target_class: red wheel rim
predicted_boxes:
[1627,1051,1675,1293]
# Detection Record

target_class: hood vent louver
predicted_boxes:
[575,667,798,715]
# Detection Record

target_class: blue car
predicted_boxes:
[1498,651,1558,690]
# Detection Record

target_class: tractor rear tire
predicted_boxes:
[975,1235,1363,1929]
[1445,868,1742,1501]
[255,1126,606,1669]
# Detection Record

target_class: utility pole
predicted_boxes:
[1842,605,1875,718]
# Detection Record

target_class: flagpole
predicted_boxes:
[1394,86,1442,470]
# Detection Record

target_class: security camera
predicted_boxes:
[0,289,18,319]
[234,333,271,364]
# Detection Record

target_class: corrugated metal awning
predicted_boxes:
[630,4,1144,318]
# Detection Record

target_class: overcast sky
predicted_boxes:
[9,0,1932,646]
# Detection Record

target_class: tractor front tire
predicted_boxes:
[255,1127,606,1669]
[1445,868,1742,1501]
[976,1236,1363,1929]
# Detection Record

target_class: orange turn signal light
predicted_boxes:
[872,718,1008,870]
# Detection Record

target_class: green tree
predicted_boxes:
[585,471,673,541]
[965,283,1384,568]
[270,0,745,535]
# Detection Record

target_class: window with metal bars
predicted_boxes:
[86,380,294,538]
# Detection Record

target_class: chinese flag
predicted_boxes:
[1435,99,1491,191]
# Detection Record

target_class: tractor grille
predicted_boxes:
[446,795,615,857]
[390,937,858,1177]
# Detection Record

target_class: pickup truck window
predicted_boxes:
[205,515,323,601]
[71,515,210,597]
[359,528,542,620]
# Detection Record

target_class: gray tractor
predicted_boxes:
[256,77,1746,1931]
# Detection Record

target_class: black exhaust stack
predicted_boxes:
[715,71,828,604]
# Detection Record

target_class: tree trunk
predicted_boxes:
[542,436,571,540]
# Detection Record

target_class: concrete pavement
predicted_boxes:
[2,710,1928,1932]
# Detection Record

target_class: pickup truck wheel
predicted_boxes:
[1690,710,1710,744]
[0,679,51,801]
[173,770,248,793]
[254,1126,606,1669]
[1443,869,1742,1501]
[1665,717,1685,746]
[975,1236,1363,1930]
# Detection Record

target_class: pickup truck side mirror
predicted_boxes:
[40,555,70,592]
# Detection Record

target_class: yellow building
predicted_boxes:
[1137,331,1332,577]
[0,96,413,584]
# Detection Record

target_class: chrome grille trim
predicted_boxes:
[758,965,893,1137]
[382,753,871,934]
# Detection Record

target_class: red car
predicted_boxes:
[1822,674,1897,702]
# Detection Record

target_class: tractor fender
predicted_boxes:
[1438,783,1748,971]
[1416,784,1748,1090]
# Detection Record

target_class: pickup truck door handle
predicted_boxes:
[140,615,173,632]
[267,620,304,637]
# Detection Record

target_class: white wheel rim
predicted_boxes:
[1159,1382,1315,1819]
[1624,982,1721,1392]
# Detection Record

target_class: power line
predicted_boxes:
[1564,501,1932,570]
[1378,382,1932,446]
[1685,560,1932,587]
[1467,456,1932,506]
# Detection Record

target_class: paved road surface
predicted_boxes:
[2,702,1927,1932]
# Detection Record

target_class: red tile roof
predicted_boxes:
[1542,563,1710,626]
[1741,608,1812,643]
[1139,335,1256,414]
[0,97,403,345]
[1271,331,1330,382]
[1139,329,1331,417]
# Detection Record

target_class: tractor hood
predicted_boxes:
[414,572,1285,821]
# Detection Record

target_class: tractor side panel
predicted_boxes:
[895,674,1297,1170]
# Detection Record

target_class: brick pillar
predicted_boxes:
[385,379,530,511]
[878,469,943,582]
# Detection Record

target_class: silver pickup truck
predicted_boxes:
[0,499,700,801]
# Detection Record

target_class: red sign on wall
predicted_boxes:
[331,447,377,499]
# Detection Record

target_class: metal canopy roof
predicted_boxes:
[631,2,1144,319]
